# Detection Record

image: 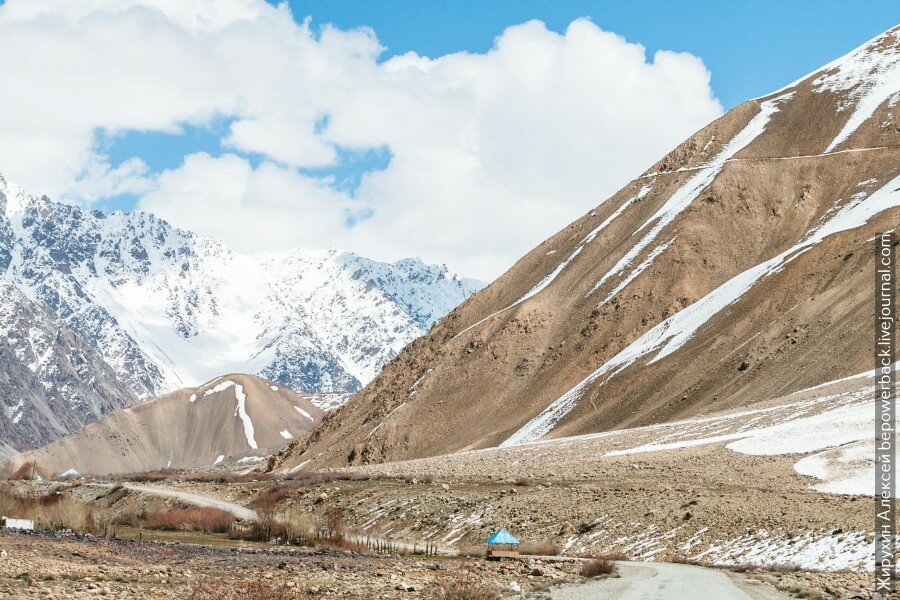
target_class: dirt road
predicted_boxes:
[122,483,259,521]
[120,483,459,554]
[551,562,789,600]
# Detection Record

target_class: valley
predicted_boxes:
[0,11,896,600]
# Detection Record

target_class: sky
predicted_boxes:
[0,0,897,279]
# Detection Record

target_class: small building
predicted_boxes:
[1,516,34,530]
[485,528,520,559]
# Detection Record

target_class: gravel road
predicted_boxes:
[122,483,259,521]
[551,562,790,600]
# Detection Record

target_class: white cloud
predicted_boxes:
[0,0,722,279]
[140,152,355,253]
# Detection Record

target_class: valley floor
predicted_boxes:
[0,529,584,599]
[0,370,885,599]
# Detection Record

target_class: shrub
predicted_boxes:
[425,575,501,600]
[0,488,99,532]
[519,542,560,556]
[315,535,367,552]
[227,520,288,543]
[581,557,616,578]
[9,462,36,480]
[128,469,177,483]
[144,507,236,533]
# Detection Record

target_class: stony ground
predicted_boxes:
[0,530,585,599]
[1,376,888,599]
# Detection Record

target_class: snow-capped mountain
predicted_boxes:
[281,25,900,469]
[0,279,137,454]
[0,176,482,451]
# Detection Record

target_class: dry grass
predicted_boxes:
[127,469,178,483]
[9,462,36,480]
[425,575,501,600]
[660,552,702,565]
[228,521,288,543]
[0,487,101,532]
[188,580,314,599]
[580,557,616,578]
[314,535,367,552]
[519,542,561,556]
[143,507,236,534]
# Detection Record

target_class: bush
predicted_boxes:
[425,575,501,600]
[662,553,701,565]
[227,521,288,543]
[128,469,177,483]
[519,542,560,556]
[9,462,36,480]
[581,557,616,578]
[144,507,236,533]
[0,488,100,532]
[252,483,292,509]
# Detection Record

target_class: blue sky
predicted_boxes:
[94,1,899,213]
[285,1,899,108]
[0,1,897,277]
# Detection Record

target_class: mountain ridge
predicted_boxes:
[273,24,900,470]
[0,175,482,452]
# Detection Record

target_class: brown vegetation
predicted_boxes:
[580,557,616,578]
[9,462,36,480]
[0,487,104,532]
[519,542,560,556]
[143,507,236,534]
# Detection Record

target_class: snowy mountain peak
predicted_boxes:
[0,174,483,451]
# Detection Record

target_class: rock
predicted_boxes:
[508,581,522,593]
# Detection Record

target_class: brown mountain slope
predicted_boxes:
[2,374,323,476]
[273,26,900,470]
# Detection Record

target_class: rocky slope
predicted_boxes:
[280,25,900,469]
[0,374,323,476]
[0,279,137,456]
[0,176,481,451]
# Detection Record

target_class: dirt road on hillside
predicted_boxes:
[551,562,789,600]
[122,483,259,521]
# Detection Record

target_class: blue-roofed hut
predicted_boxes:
[485,528,521,558]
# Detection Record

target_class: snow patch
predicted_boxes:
[233,384,257,450]
[279,429,293,440]
[588,95,789,299]
[502,175,900,446]
[794,442,871,495]
[814,29,900,152]
[204,380,236,396]
[294,406,314,421]
[454,184,652,338]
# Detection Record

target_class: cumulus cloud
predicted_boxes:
[0,0,722,279]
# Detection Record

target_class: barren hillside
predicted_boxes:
[277,25,900,469]
[2,374,323,476]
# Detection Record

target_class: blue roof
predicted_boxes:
[485,529,520,545]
